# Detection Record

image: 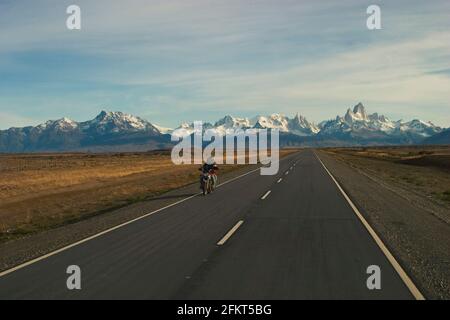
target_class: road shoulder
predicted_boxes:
[317,150,450,299]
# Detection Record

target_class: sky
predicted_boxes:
[0,0,450,129]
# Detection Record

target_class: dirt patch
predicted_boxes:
[397,155,450,172]
[323,146,450,211]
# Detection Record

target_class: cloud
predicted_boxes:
[0,112,40,129]
[426,68,450,77]
[0,0,449,128]
[106,31,450,125]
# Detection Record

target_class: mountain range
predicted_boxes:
[0,111,168,152]
[0,103,447,152]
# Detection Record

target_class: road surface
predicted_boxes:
[0,150,417,299]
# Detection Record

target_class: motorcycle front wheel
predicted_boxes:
[204,179,211,195]
[207,178,213,194]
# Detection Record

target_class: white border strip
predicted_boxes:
[314,151,425,300]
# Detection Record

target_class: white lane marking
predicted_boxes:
[261,190,272,200]
[0,160,280,278]
[217,220,244,246]
[285,171,289,175]
[314,151,425,300]
[290,166,293,170]
[277,178,283,183]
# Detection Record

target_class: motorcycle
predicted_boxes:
[200,169,217,195]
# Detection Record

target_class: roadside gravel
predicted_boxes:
[318,150,450,299]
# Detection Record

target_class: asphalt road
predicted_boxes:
[0,150,415,299]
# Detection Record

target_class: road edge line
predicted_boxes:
[314,151,425,301]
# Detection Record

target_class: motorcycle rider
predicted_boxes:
[199,157,219,190]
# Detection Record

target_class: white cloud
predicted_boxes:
[116,31,450,126]
[0,112,40,129]
[0,0,449,128]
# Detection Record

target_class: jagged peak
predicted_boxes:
[96,110,124,118]
[353,102,365,114]
[214,115,250,128]
[344,103,369,123]
[294,113,307,121]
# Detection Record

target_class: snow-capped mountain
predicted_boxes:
[79,111,159,135]
[318,103,442,145]
[215,115,251,129]
[288,114,320,136]
[0,111,167,152]
[397,119,441,137]
[252,114,290,132]
[152,124,173,135]
[36,117,79,132]
[168,114,319,138]
[0,104,445,152]
[319,103,397,135]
